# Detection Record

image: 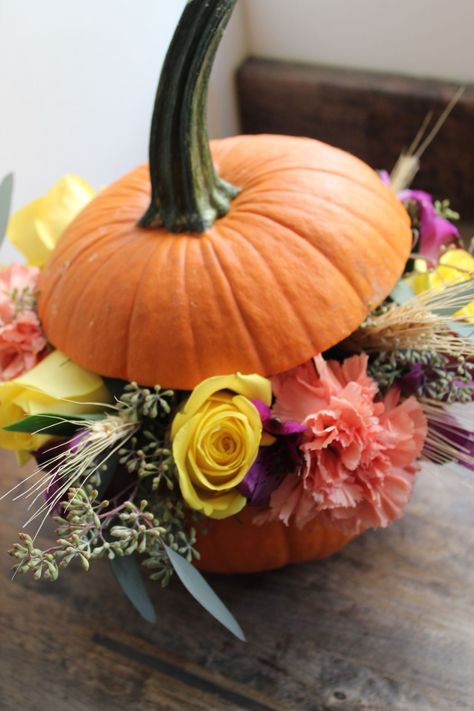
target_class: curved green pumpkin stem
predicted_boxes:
[139,0,240,233]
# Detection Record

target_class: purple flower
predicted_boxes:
[237,401,306,506]
[396,355,473,404]
[398,363,425,397]
[399,189,460,265]
[251,400,306,436]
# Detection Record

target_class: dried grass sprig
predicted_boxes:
[0,414,138,538]
[390,87,465,192]
[346,278,474,357]
[421,399,474,471]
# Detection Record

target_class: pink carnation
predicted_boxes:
[259,354,427,535]
[0,264,48,381]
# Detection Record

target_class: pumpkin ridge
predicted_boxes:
[241,192,408,263]
[58,237,139,353]
[217,218,326,353]
[306,192,410,258]
[60,226,155,342]
[38,227,113,318]
[125,239,166,380]
[204,232,270,369]
[242,164,406,219]
[233,207,366,305]
[241,199,405,283]
[182,235,207,381]
[211,135,246,172]
[203,230,262,363]
[232,201,385,299]
[40,213,143,319]
[243,176,408,228]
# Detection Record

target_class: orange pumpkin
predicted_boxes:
[38,1,411,391]
[38,0,411,570]
[195,507,354,574]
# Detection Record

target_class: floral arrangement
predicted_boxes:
[1,161,472,638]
[1,1,472,640]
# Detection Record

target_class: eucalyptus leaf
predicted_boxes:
[110,556,157,624]
[449,319,474,339]
[390,280,414,305]
[4,412,105,436]
[0,173,14,246]
[164,544,246,641]
[432,278,474,317]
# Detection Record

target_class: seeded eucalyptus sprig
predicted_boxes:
[9,380,199,586]
[369,349,473,403]
[10,481,198,584]
[434,199,460,222]
[118,382,176,421]
[116,382,187,492]
[119,431,176,490]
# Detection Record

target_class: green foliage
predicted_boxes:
[369,349,474,403]
[434,199,460,221]
[164,544,245,641]
[118,382,176,421]
[117,383,185,492]
[110,556,157,624]
[10,482,198,585]
[4,412,105,435]
[9,379,205,629]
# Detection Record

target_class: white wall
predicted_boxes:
[0,0,247,261]
[242,0,474,82]
[2,0,471,263]
[1,1,185,209]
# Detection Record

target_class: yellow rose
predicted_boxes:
[7,175,95,267]
[0,349,112,452]
[406,248,474,322]
[171,373,272,519]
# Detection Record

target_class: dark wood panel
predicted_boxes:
[237,58,474,219]
[1,451,473,709]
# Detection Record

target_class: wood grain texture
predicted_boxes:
[1,451,473,710]
[237,58,474,220]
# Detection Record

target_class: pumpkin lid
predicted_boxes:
[38,0,412,389]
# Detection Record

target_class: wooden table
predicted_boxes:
[1,450,473,710]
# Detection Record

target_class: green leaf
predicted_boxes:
[390,280,414,305]
[4,412,105,436]
[0,173,14,246]
[110,556,157,624]
[164,544,246,641]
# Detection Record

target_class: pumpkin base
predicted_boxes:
[194,506,354,574]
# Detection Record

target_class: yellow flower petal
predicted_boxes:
[171,372,271,438]
[405,248,474,323]
[0,349,111,451]
[7,175,95,267]
[172,373,270,519]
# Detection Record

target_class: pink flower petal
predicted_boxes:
[263,354,427,535]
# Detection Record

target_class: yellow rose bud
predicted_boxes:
[171,373,272,519]
[7,175,95,268]
[0,349,112,452]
